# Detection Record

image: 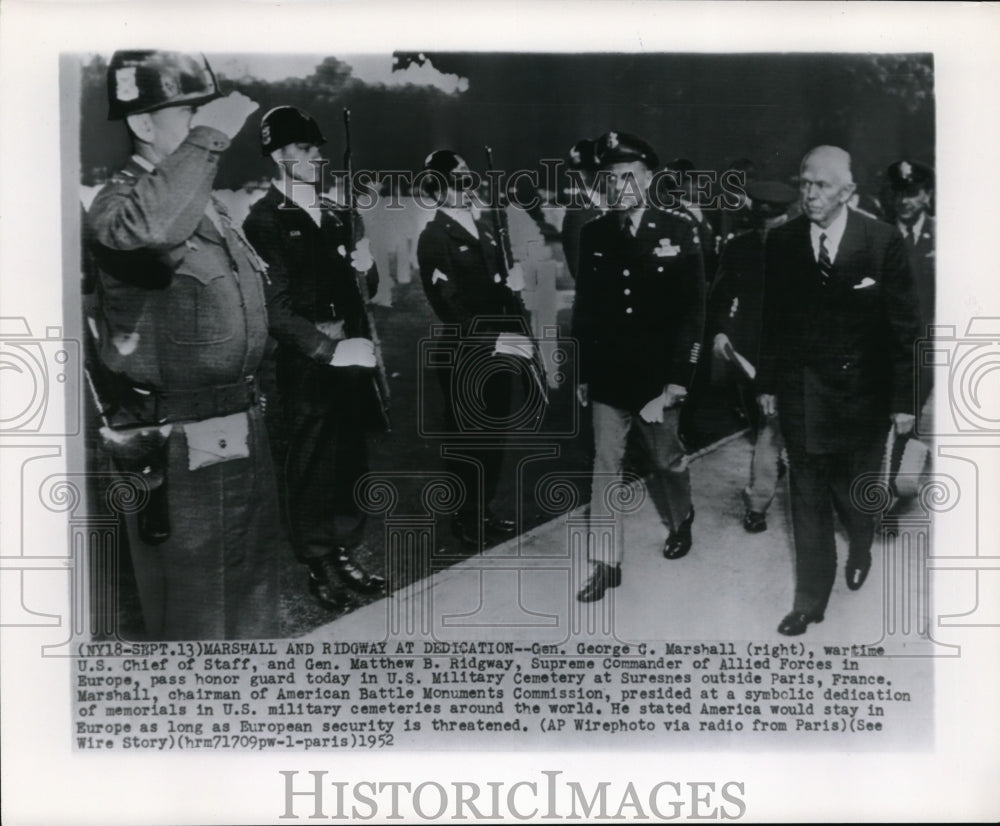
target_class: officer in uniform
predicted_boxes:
[708,180,798,533]
[87,51,279,640]
[560,138,604,280]
[885,160,935,408]
[243,106,386,611]
[572,131,706,602]
[416,149,530,548]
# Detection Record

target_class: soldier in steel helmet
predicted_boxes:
[416,149,532,549]
[86,51,279,640]
[243,105,386,612]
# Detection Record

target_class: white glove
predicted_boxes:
[331,337,376,368]
[350,238,374,273]
[664,384,687,407]
[577,383,589,408]
[190,92,259,139]
[506,263,526,292]
[494,333,534,359]
[639,392,667,424]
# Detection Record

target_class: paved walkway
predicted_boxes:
[305,431,923,647]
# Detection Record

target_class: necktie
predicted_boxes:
[620,216,634,240]
[818,233,833,282]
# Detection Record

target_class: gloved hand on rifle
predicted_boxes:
[350,238,374,274]
[493,332,534,359]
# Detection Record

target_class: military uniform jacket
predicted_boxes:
[757,211,920,454]
[243,184,378,365]
[900,215,935,336]
[708,229,766,364]
[417,210,526,338]
[88,126,269,402]
[572,207,706,412]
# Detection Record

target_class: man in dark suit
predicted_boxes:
[757,145,920,636]
[243,106,386,613]
[572,131,706,602]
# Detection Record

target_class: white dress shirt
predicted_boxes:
[809,205,849,263]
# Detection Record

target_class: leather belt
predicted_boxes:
[131,376,260,424]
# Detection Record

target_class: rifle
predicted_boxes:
[483,145,550,409]
[343,108,392,431]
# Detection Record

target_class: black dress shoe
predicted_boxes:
[663,507,695,559]
[845,558,872,591]
[743,509,767,533]
[483,512,517,537]
[777,610,824,636]
[335,548,386,594]
[451,513,482,549]
[576,563,621,603]
[306,558,347,611]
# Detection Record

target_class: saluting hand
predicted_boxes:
[191,92,259,139]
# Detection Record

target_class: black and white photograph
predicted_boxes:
[1,2,998,823]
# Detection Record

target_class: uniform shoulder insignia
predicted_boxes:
[661,206,696,223]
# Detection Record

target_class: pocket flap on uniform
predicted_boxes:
[184,412,250,471]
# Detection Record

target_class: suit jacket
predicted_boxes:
[572,207,706,412]
[758,210,920,454]
[417,210,526,338]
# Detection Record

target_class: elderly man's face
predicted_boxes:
[799,153,855,229]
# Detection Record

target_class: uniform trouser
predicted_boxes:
[737,385,785,514]
[283,392,369,563]
[786,439,883,616]
[124,405,280,640]
[589,401,692,565]
[436,361,514,522]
